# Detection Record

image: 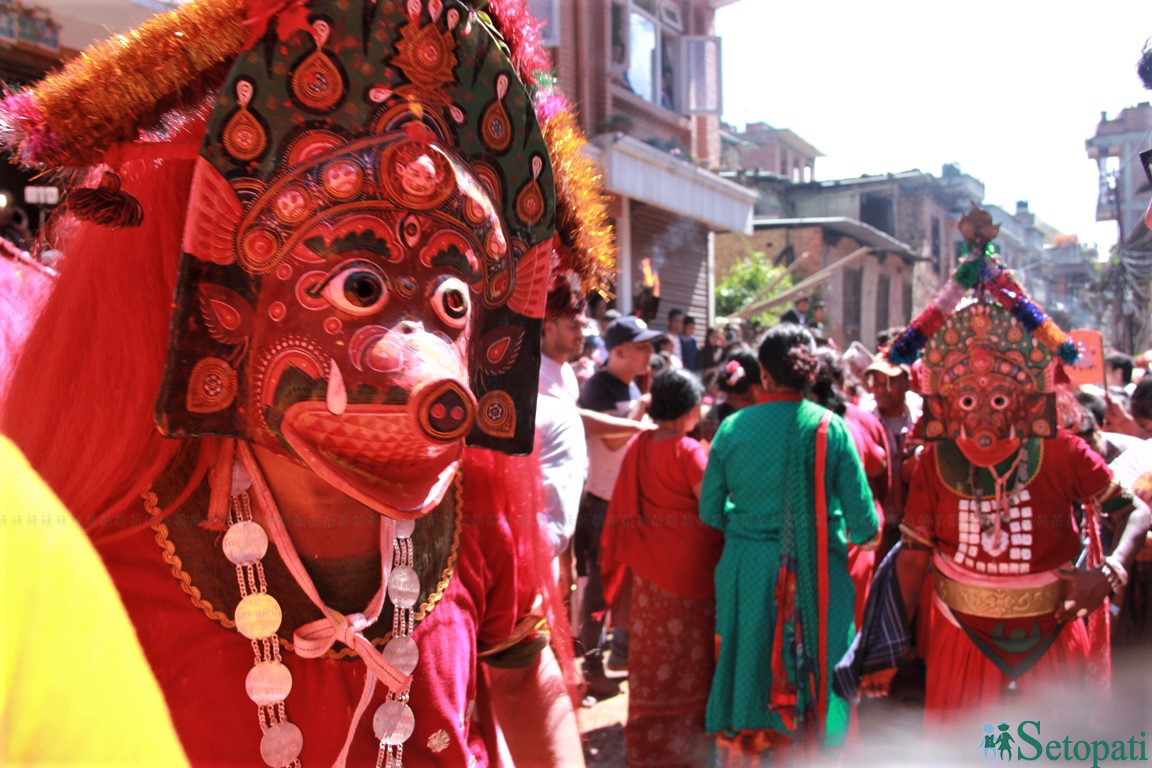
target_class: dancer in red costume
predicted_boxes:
[874,209,1150,719]
[0,1,614,766]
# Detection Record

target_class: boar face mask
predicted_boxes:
[156,1,557,518]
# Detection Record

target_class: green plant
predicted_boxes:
[715,251,792,332]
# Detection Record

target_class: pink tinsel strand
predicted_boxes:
[0,244,53,409]
[0,90,60,167]
[484,0,554,86]
[533,86,569,124]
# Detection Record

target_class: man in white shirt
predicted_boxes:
[535,283,588,560]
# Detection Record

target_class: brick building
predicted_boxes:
[533,0,756,335]
[719,161,986,347]
[1086,103,1152,352]
[1086,103,1152,243]
[722,121,821,185]
[716,217,918,348]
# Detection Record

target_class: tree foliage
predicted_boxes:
[715,251,792,334]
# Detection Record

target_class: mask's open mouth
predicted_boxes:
[956,425,1020,468]
[281,402,462,518]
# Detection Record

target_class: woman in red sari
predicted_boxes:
[601,368,723,767]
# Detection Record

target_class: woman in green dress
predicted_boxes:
[700,324,879,763]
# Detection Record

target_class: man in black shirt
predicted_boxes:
[780,295,809,326]
[574,316,658,698]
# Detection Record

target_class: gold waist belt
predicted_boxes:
[932,570,1064,619]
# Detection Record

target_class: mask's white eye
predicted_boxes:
[319,262,389,315]
[431,277,470,329]
[990,393,1010,410]
[959,394,978,411]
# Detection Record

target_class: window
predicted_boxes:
[930,217,941,271]
[611,1,721,116]
[860,194,894,236]
[843,267,863,343]
[876,274,891,332]
[629,11,662,104]
[526,0,560,47]
[903,280,913,324]
[681,35,722,116]
[613,0,681,113]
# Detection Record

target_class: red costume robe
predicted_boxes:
[903,432,1112,717]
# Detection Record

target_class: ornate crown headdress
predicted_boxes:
[889,206,1078,368]
[887,206,1078,442]
[0,0,613,293]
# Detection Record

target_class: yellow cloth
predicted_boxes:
[0,435,188,766]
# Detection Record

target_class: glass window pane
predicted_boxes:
[526,0,559,46]
[629,12,656,103]
[682,36,723,115]
[660,33,677,110]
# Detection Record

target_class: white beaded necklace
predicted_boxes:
[222,441,423,767]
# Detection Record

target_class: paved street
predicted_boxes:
[573,657,630,766]
[577,679,627,766]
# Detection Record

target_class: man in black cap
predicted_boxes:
[574,316,660,698]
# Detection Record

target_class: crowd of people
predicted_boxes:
[532,286,1152,765]
[2,3,1152,768]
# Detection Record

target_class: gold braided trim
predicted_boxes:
[477,612,549,658]
[145,473,462,659]
[857,528,882,552]
[932,569,1063,619]
[146,489,235,629]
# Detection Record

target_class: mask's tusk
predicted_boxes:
[326,359,348,416]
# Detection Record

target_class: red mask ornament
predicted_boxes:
[917,303,1056,468]
[155,2,558,519]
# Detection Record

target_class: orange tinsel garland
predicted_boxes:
[16,0,246,168]
[542,108,615,296]
[3,0,616,294]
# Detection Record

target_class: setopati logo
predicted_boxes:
[980,721,1147,766]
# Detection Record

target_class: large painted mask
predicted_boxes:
[917,302,1056,467]
[156,0,557,518]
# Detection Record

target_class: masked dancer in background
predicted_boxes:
[876,208,1149,719]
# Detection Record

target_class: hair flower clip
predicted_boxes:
[725,359,746,387]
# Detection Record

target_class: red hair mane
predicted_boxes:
[2,146,201,532]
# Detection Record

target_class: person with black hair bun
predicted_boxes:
[700,324,879,760]
[600,368,722,766]
[714,348,762,423]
